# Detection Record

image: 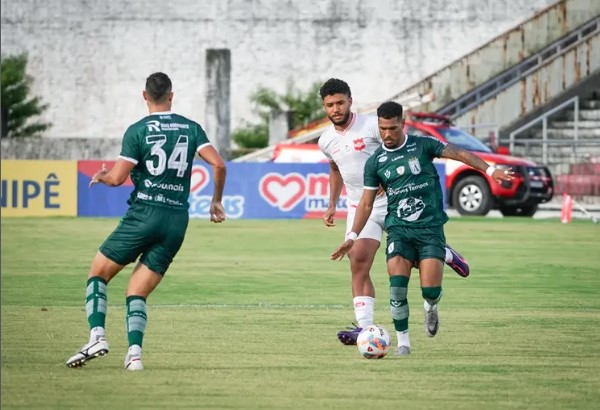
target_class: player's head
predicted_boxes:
[377,101,405,149]
[144,72,173,106]
[320,78,352,127]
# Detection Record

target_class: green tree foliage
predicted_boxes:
[1,53,50,138]
[232,81,323,149]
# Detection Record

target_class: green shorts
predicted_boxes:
[99,203,189,275]
[385,225,446,263]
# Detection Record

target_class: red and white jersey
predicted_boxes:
[318,113,387,207]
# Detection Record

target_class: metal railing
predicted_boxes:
[508,97,580,165]
[437,17,598,119]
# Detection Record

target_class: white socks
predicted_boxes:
[90,326,105,343]
[444,247,452,263]
[396,330,410,347]
[353,296,375,328]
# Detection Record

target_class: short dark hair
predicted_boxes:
[377,101,403,120]
[319,78,351,100]
[145,72,172,102]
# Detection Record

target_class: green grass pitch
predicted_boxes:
[2,217,600,409]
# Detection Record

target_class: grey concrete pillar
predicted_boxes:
[205,49,231,160]
[268,110,294,146]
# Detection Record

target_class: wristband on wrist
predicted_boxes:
[486,166,496,177]
[346,232,358,241]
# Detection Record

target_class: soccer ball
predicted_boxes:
[357,325,391,359]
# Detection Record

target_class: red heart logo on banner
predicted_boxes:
[190,166,209,193]
[260,173,306,211]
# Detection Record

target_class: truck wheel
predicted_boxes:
[452,176,493,216]
[499,204,538,217]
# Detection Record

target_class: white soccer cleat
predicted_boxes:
[124,351,144,371]
[394,345,411,356]
[66,338,109,368]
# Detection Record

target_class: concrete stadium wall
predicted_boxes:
[1,0,555,148]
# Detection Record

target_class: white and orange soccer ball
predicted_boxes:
[356,325,391,359]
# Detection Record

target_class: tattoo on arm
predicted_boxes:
[442,144,490,172]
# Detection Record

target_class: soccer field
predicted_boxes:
[2,217,599,409]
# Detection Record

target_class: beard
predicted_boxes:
[328,111,351,126]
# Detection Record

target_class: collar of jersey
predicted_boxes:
[381,135,409,152]
[149,111,174,115]
[334,112,356,135]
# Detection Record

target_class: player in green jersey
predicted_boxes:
[331,101,513,355]
[66,72,227,371]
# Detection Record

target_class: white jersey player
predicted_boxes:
[318,78,470,347]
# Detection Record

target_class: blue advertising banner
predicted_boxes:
[77,161,446,219]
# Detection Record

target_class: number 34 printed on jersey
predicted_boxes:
[145,135,189,177]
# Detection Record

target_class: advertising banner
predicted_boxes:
[77,161,446,219]
[0,160,78,217]
[77,161,133,217]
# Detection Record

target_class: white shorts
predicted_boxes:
[346,203,386,242]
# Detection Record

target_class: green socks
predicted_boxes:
[389,275,410,332]
[86,277,107,329]
[126,296,147,348]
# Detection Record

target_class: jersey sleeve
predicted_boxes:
[119,125,141,164]
[318,132,333,161]
[422,136,447,158]
[363,155,380,190]
[194,122,211,152]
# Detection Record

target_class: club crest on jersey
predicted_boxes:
[396,166,405,176]
[353,138,366,151]
[408,158,421,175]
[384,170,391,178]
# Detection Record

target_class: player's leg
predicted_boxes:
[66,208,149,368]
[65,253,124,368]
[444,243,470,277]
[123,262,164,371]
[386,227,416,356]
[416,226,446,337]
[123,207,189,371]
[337,207,382,345]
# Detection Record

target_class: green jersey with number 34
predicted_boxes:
[363,135,449,229]
[119,112,211,210]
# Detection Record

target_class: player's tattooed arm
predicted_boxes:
[441,144,491,172]
[441,143,514,183]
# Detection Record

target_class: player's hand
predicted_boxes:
[491,167,515,184]
[89,163,108,188]
[209,201,226,223]
[322,207,336,227]
[331,240,354,261]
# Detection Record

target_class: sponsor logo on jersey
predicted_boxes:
[142,179,184,192]
[137,192,152,200]
[396,166,405,176]
[409,158,421,175]
[384,170,391,178]
[396,197,425,221]
[353,138,366,151]
[378,156,388,163]
[145,120,161,132]
[161,123,190,130]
